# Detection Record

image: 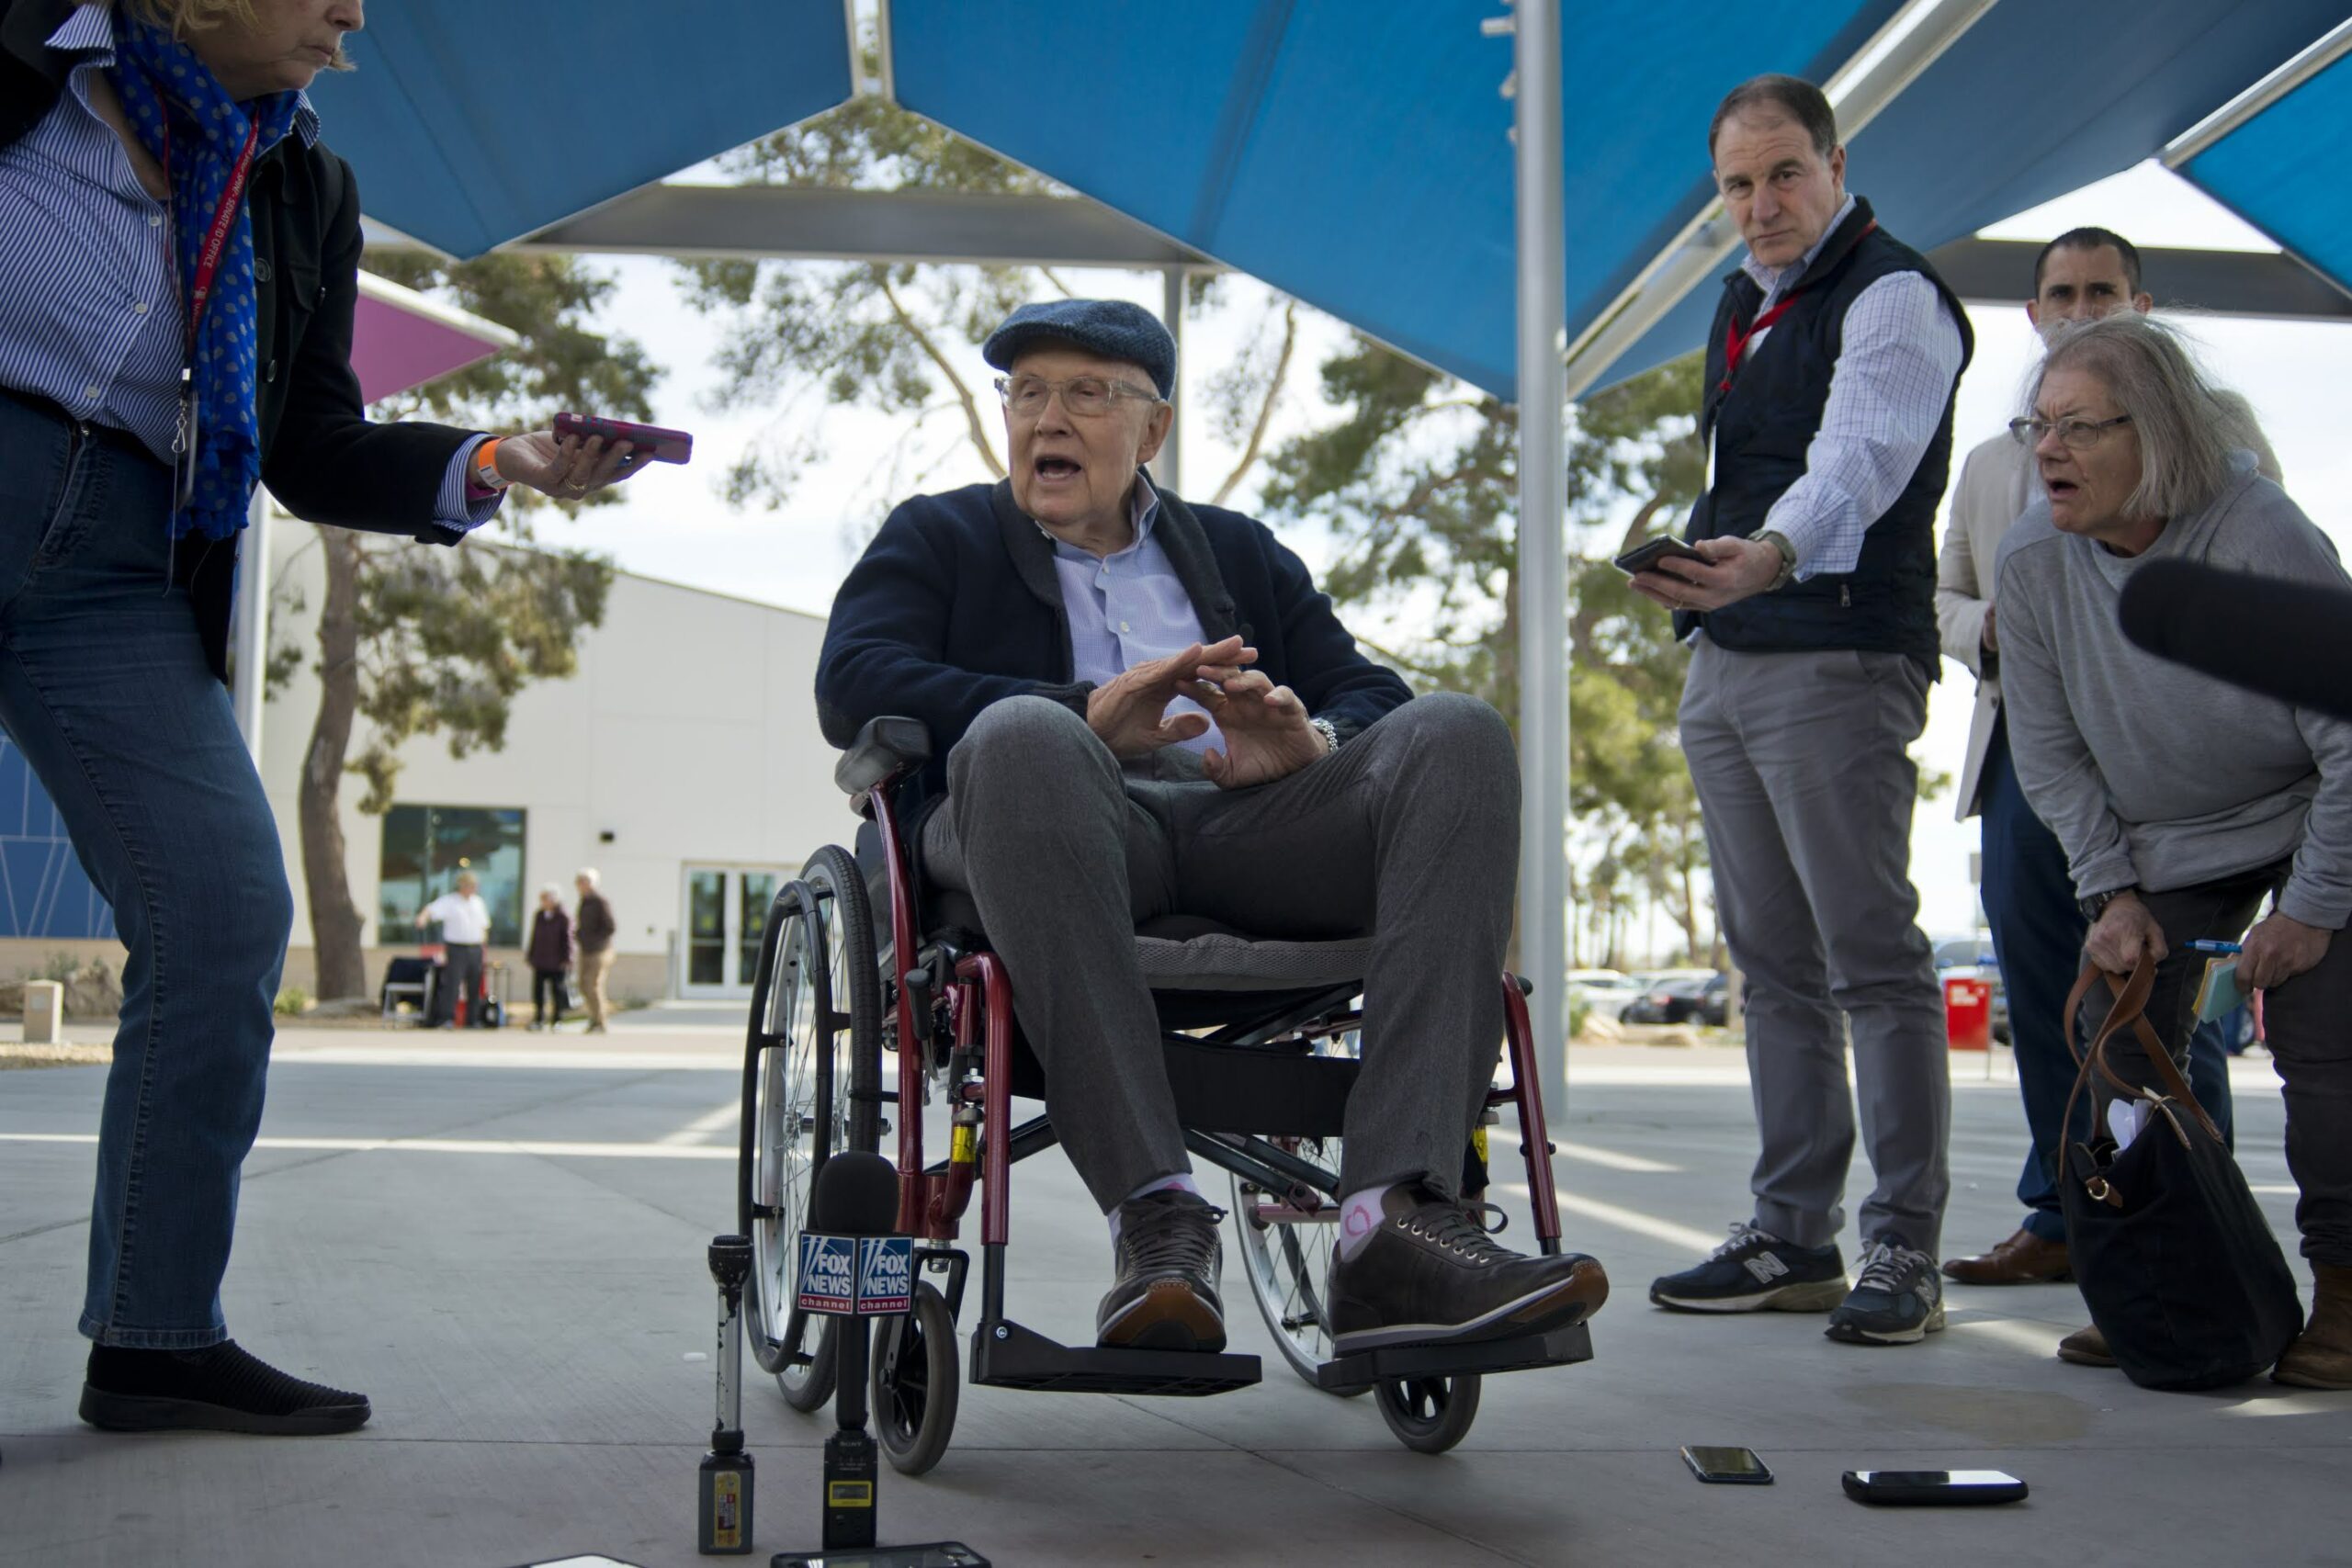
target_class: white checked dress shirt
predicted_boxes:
[1733,195,1966,581]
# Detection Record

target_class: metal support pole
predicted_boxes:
[1157,265,1184,494]
[1513,0,1569,1131]
[231,487,270,762]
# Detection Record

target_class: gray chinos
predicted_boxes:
[922,692,1517,1213]
[1678,637,1951,1256]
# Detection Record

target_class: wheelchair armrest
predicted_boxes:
[834,716,934,797]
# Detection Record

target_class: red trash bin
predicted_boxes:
[1944,976,1992,1051]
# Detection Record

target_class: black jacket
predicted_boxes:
[3,0,478,682]
[816,478,1413,830]
[1674,197,1973,670]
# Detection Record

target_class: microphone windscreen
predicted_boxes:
[809,1150,901,1236]
[2117,560,2352,723]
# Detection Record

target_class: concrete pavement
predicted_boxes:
[3,1013,2346,1566]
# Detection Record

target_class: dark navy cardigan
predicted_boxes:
[815,476,1413,831]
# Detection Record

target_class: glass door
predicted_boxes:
[682,865,790,998]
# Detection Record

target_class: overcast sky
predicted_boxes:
[486,161,2352,949]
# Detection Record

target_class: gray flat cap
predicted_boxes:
[981,299,1175,399]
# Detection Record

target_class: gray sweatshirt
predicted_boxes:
[1996,456,2352,930]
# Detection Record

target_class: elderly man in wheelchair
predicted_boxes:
[806,297,1609,1384]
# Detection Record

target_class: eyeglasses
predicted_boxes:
[2009,413,2132,450]
[994,375,1161,419]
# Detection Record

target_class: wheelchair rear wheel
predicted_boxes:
[739,843,883,1412]
[872,1280,959,1476]
[1229,1137,1365,1397]
[1374,1371,1481,1454]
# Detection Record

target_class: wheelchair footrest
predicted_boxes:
[970,1318,1261,1397]
[1315,1321,1594,1392]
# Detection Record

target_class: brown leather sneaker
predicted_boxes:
[2057,1323,2117,1367]
[1096,1191,1227,1352]
[2274,1263,2352,1390]
[1940,1228,2072,1285]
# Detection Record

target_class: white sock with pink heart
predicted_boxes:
[1337,1184,1401,1260]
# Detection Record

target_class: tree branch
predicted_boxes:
[1212,299,1296,506]
[879,275,1004,479]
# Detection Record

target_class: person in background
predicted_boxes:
[0,0,646,1436]
[526,884,572,1032]
[415,872,491,1030]
[1997,310,2351,1387]
[1632,73,1971,1347]
[1936,228,2278,1289]
[574,869,616,1034]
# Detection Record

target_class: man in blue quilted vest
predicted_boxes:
[1632,74,1973,1347]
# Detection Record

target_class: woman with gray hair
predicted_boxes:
[1996,310,2352,1389]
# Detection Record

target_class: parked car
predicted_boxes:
[1569,968,1644,1011]
[1622,973,1729,1026]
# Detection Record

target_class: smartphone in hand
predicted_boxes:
[553,412,694,465]
[1613,536,1708,576]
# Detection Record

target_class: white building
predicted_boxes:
[255,521,849,1006]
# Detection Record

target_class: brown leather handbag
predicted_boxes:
[2057,955,2301,1390]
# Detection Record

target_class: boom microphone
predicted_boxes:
[2117,560,2352,723]
[809,1149,901,1239]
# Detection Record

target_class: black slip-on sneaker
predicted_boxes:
[79,1340,370,1436]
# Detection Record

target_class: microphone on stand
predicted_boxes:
[2117,560,2352,721]
[808,1152,900,1555]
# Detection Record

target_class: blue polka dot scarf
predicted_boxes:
[107,13,303,540]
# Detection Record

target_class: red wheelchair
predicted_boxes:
[736,716,1589,1474]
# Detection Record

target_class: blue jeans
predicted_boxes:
[0,393,292,1348]
[1979,715,2233,1245]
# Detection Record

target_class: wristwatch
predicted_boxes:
[1747,527,1798,592]
[1308,716,1340,756]
[2077,886,2135,924]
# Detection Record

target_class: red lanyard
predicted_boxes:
[1717,294,1801,393]
[158,108,263,344]
[1717,218,1879,394]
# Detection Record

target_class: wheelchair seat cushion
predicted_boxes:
[921,885,1366,993]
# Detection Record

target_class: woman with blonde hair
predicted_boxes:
[0,0,644,1434]
[1997,310,2352,1389]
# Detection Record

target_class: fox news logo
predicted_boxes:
[795,1234,857,1315]
[857,1236,914,1315]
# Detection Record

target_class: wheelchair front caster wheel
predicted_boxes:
[873,1280,960,1476]
[1374,1371,1480,1454]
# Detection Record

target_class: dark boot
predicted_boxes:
[80,1341,370,1435]
[2274,1263,2352,1390]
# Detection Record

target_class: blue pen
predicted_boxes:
[2188,940,2243,955]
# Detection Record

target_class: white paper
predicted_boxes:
[2109,1099,2145,1152]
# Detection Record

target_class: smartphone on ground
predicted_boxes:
[552,412,695,465]
[1841,1470,2028,1506]
[1681,1445,1772,1483]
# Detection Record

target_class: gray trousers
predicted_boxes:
[922,692,1518,1213]
[1679,637,1951,1255]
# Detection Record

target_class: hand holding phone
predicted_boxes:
[1613,536,1708,576]
[554,412,694,466]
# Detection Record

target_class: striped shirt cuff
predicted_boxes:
[435,435,504,533]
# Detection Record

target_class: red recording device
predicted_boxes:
[553,412,695,465]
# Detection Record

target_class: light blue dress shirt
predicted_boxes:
[1046,475,1222,756]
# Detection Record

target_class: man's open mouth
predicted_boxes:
[1035,457,1082,481]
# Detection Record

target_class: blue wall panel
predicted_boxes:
[0,743,115,941]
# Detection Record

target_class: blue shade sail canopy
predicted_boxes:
[888,0,1896,401]
[306,1,854,259]
[1589,0,2352,392]
[2184,47,2352,311]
